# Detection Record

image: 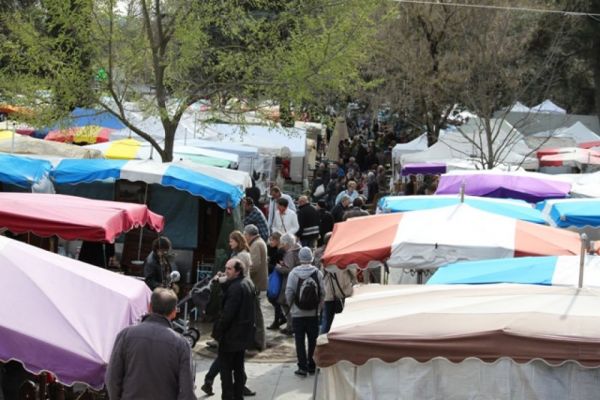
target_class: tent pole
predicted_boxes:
[312,368,320,399]
[137,183,149,261]
[10,121,16,154]
[578,233,588,288]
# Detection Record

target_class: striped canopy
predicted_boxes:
[51,159,246,208]
[429,255,600,287]
[378,195,546,224]
[85,138,238,168]
[323,204,582,270]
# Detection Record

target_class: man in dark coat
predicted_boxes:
[212,258,257,400]
[106,288,196,400]
[296,196,320,248]
[316,200,334,246]
[331,195,351,223]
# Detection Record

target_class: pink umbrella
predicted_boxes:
[0,193,164,242]
[0,236,150,388]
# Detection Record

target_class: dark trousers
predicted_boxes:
[292,316,319,372]
[205,357,220,383]
[320,300,336,334]
[219,350,245,400]
[268,296,285,323]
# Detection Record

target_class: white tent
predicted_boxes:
[316,284,600,400]
[532,121,600,144]
[400,118,539,170]
[508,101,531,113]
[392,133,428,161]
[531,100,567,114]
[553,172,600,198]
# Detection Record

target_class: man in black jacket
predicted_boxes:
[316,200,334,246]
[331,195,351,223]
[296,196,320,248]
[106,288,196,400]
[212,258,257,400]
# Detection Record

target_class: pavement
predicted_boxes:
[193,355,317,400]
[191,296,317,400]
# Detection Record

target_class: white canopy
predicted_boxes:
[392,133,428,161]
[553,172,600,198]
[508,101,531,113]
[532,121,600,144]
[401,118,538,170]
[531,100,567,114]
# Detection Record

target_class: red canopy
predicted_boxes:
[0,193,164,242]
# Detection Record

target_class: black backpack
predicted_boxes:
[295,270,320,310]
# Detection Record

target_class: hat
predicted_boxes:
[298,247,313,263]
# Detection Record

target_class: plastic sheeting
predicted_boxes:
[317,358,600,400]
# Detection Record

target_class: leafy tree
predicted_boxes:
[0,0,379,161]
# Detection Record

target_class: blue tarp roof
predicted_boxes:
[0,153,52,188]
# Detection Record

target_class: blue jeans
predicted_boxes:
[320,301,336,334]
[292,316,319,372]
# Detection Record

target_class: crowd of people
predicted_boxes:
[106,121,420,399]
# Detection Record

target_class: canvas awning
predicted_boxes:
[0,236,150,388]
[323,203,582,270]
[0,192,164,242]
[315,284,600,368]
[50,159,247,208]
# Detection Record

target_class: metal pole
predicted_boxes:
[578,233,588,288]
[10,122,16,153]
[460,180,466,203]
[137,183,149,261]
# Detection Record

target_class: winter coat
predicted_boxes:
[212,276,256,352]
[296,203,320,241]
[285,264,325,318]
[323,269,355,302]
[274,243,301,305]
[105,314,196,400]
[318,209,334,242]
[248,236,268,291]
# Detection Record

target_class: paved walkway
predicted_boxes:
[192,296,318,399]
[194,355,316,400]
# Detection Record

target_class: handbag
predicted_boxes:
[330,273,346,314]
[314,184,325,198]
[267,269,282,300]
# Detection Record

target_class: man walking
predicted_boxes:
[105,288,196,400]
[212,258,256,400]
[285,247,324,376]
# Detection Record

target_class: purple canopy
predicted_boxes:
[0,236,150,388]
[435,171,571,203]
[401,162,446,176]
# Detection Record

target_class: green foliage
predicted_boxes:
[0,0,379,160]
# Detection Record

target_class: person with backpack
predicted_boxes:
[285,247,325,377]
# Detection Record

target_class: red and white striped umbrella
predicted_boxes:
[323,203,584,270]
[538,147,600,167]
